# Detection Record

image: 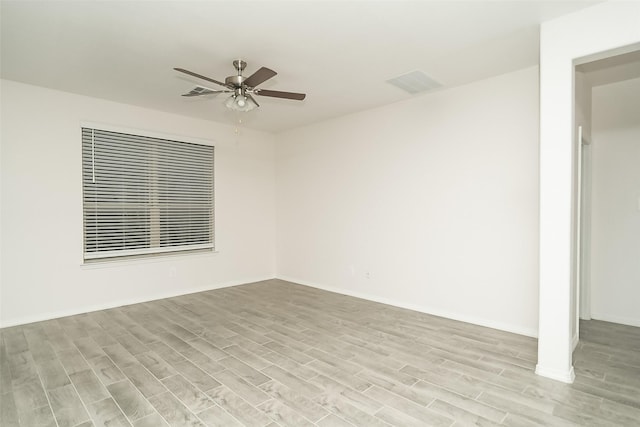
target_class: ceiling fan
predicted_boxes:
[174,60,306,112]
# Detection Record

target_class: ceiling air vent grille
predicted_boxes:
[386,70,442,94]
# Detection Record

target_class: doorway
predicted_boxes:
[574,50,640,340]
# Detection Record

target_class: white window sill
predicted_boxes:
[80,249,219,269]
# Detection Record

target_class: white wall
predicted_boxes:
[276,67,540,337]
[0,79,276,327]
[590,77,640,327]
[537,1,640,383]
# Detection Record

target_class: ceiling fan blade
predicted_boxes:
[246,93,260,108]
[174,68,230,88]
[181,86,225,97]
[255,89,306,101]
[243,67,277,88]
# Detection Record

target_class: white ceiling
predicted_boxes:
[1,1,599,133]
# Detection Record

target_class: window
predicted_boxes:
[82,126,214,260]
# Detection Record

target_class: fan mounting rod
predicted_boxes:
[233,59,247,74]
[227,60,247,86]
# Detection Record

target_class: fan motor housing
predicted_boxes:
[225,75,245,87]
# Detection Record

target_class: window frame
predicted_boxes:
[80,122,215,262]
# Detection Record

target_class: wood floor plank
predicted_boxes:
[196,404,243,427]
[148,392,205,427]
[263,341,313,364]
[106,380,155,421]
[161,374,214,413]
[413,380,507,423]
[259,380,329,423]
[0,392,20,427]
[146,342,186,366]
[87,355,126,386]
[8,351,40,388]
[188,339,228,362]
[102,344,139,370]
[222,344,271,370]
[262,364,323,397]
[135,351,178,380]
[47,384,91,427]
[122,363,166,398]
[403,366,482,399]
[87,397,131,427]
[364,385,453,426]
[74,337,107,360]
[356,369,435,407]
[24,334,57,365]
[13,378,49,415]
[206,385,273,427]
[57,348,91,376]
[86,330,118,349]
[219,356,271,386]
[477,391,577,427]
[552,404,619,427]
[428,399,502,426]
[0,339,14,395]
[212,369,270,406]
[261,351,318,381]
[350,355,417,386]
[316,413,355,427]
[258,398,316,427]
[375,405,440,427]
[116,334,149,356]
[15,405,57,427]
[309,374,381,414]
[307,360,371,392]
[313,394,391,427]
[37,359,71,390]
[69,369,110,405]
[172,360,221,393]
[2,329,29,355]
[307,348,362,376]
[128,325,160,346]
[132,412,170,427]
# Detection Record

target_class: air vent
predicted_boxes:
[386,70,442,94]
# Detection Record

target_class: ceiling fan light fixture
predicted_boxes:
[225,94,256,112]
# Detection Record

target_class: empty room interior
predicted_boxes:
[1,1,639,427]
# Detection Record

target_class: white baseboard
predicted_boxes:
[590,313,640,328]
[535,363,575,383]
[0,276,274,328]
[277,275,538,338]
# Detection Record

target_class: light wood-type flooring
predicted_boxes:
[1,279,639,426]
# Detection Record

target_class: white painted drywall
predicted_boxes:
[276,67,540,337]
[538,1,640,383]
[590,77,640,327]
[0,79,276,327]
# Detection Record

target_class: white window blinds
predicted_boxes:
[82,127,214,260]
